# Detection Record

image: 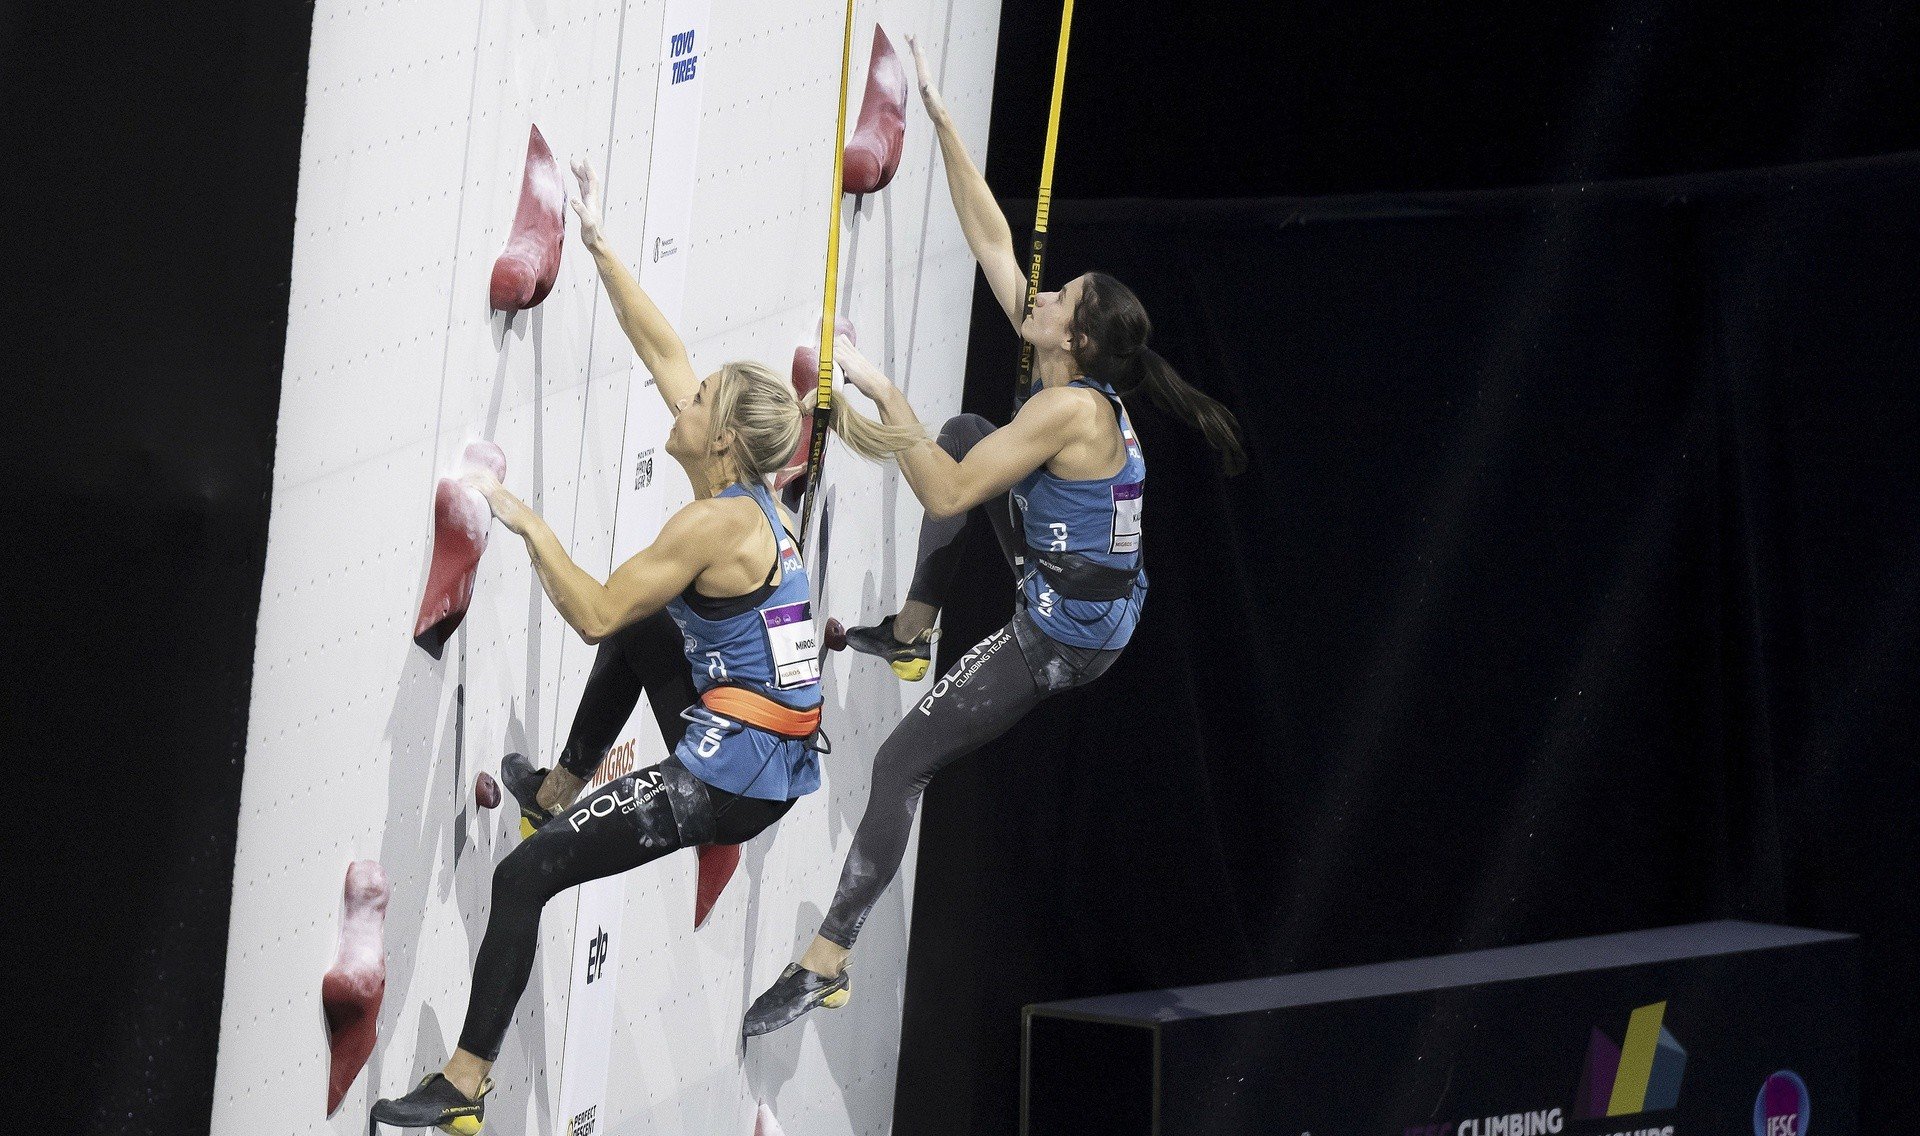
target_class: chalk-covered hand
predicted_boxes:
[569,158,607,251]
[905,36,950,126]
[833,336,896,404]
[463,469,533,535]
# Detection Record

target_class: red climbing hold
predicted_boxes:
[843,26,908,194]
[776,318,857,492]
[475,771,501,809]
[824,618,847,652]
[694,843,741,928]
[791,317,857,411]
[321,860,389,1116]
[413,480,490,656]
[490,124,566,312]
[413,442,506,658]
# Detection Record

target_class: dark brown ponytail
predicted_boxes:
[1071,272,1247,476]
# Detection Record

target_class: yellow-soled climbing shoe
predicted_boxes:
[843,616,935,682]
[742,963,852,1037]
[500,752,557,839]
[370,1073,493,1134]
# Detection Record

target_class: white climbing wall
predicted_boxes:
[211,0,1002,1131]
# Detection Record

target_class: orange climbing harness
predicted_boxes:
[700,685,823,740]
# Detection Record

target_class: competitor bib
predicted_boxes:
[761,600,820,689]
[1110,482,1144,554]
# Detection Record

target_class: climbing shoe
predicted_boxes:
[500,752,557,839]
[843,615,936,681]
[742,963,852,1037]
[369,1073,493,1135]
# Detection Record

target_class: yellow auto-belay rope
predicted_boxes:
[797,0,859,544]
[1015,0,1076,410]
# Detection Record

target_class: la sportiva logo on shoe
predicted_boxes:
[1754,1072,1809,1136]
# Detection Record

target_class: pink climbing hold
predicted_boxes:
[490,124,566,312]
[475,771,501,809]
[791,317,857,409]
[843,26,908,194]
[694,843,741,928]
[413,441,507,658]
[754,1101,788,1136]
[463,439,506,482]
[321,860,389,1116]
[776,318,857,492]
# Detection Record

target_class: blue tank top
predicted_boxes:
[664,483,823,799]
[1012,378,1148,649]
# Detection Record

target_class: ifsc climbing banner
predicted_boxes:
[554,2,708,1133]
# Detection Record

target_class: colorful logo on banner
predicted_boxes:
[1574,1001,1687,1119]
[1754,1071,1809,1136]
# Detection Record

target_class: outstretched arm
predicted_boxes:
[466,471,714,643]
[907,36,1027,331]
[835,338,1068,517]
[570,158,700,412]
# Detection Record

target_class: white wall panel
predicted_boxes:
[215,0,1002,1132]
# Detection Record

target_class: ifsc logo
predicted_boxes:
[1753,1071,1809,1136]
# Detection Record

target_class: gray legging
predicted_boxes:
[818,414,1125,948]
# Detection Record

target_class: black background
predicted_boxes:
[4,0,1918,1132]
[897,162,1920,1136]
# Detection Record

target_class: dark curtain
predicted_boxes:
[1,3,310,1132]
[893,154,1920,1135]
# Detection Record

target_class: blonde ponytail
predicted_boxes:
[707,361,805,483]
[704,360,923,488]
[828,397,926,462]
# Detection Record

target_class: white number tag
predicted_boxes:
[1110,482,1143,554]
[761,601,820,690]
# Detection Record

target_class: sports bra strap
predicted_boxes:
[681,484,791,618]
[1071,377,1128,431]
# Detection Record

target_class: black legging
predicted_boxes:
[456,757,790,1060]
[455,608,759,1061]
[905,414,1022,608]
[557,608,697,778]
[817,415,1125,948]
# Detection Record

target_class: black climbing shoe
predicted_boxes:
[369,1072,493,1135]
[743,963,852,1037]
[843,616,935,682]
[501,752,557,839]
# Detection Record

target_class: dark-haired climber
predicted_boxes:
[742,36,1246,1037]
